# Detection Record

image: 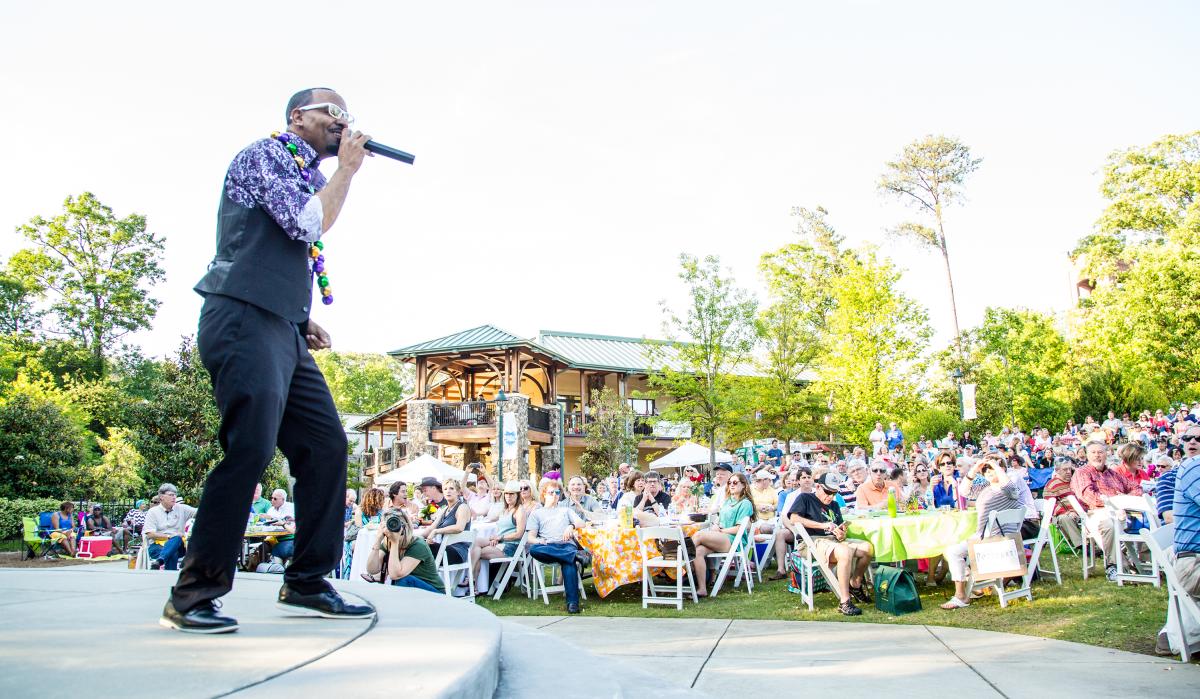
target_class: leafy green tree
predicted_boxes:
[0,264,42,335]
[648,254,758,469]
[578,388,641,480]
[1097,130,1200,247]
[1069,132,1200,401]
[878,135,981,362]
[816,247,931,444]
[87,427,147,501]
[936,308,1071,431]
[312,350,413,414]
[122,338,222,499]
[0,335,102,388]
[0,393,90,499]
[754,207,843,446]
[8,192,165,367]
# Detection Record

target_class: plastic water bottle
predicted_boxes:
[887,490,897,519]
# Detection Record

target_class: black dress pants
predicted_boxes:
[171,295,348,612]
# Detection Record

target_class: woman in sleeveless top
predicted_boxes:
[425,479,472,568]
[473,480,528,584]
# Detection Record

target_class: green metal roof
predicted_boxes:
[536,330,682,373]
[389,324,535,358]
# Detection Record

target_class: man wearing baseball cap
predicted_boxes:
[786,472,874,616]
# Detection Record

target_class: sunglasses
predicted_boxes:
[297,102,355,124]
[520,486,531,491]
[870,468,887,474]
[1181,435,1200,443]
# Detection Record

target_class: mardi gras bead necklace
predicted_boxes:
[271,131,333,305]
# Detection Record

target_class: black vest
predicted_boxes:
[194,189,314,323]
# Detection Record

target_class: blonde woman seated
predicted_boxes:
[517,479,539,517]
[365,510,445,593]
[473,481,528,583]
[690,472,755,597]
[424,479,474,578]
[672,470,702,514]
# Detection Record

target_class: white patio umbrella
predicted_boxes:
[373,453,465,486]
[647,441,735,471]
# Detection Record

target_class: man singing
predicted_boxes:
[161,88,376,633]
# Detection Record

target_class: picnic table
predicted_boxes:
[577,520,703,597]
[844,509,977,562]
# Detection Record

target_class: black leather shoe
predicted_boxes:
[276,585,376,619]
[566,602,581,614]
[159,600,238,634]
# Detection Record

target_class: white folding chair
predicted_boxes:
[636,526,698,609]
[1145,492,1158,517]
[434,530,477,602]
[750,515,780,582]
[1034,498,1063,585]
[1141,524,1200,662]
[528,554,587,605]
[1107,493,1160,587]
[790,523,840,612]
[1066,495,1106,579]
[707,517,753,597]
[968,508,1030,608]
[489,533,532,600]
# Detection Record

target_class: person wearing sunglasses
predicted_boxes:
[164,89,378,634]
[526,483,587,613]
[853,459,893,510]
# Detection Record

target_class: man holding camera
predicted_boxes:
[160,88,376,633]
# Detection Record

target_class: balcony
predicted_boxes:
[432,401,497,429]
[364,443,408,472]
[563,412,692,440]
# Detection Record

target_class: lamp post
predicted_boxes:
[496,389,506,483]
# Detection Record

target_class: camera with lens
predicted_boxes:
[384,509,406,533]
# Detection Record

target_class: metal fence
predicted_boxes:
[431,401,497,428]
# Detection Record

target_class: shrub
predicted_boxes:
[0,497,63,539]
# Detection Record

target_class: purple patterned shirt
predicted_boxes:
[224,134,328,241]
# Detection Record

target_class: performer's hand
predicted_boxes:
[306,319,332,350]
[337,130,372,174]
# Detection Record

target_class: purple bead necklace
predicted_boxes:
[272,131,333,305]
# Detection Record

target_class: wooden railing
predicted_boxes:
[432,401,497,428]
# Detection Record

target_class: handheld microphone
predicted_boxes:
[364,140,415,165]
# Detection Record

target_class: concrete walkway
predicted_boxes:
[507,615,1200,698]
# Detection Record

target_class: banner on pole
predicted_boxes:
[501,411,519,460]
[960,383,977,420]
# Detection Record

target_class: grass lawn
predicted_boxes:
[478,548,1170,657]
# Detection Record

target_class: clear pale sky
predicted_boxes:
[3,1,1197,359]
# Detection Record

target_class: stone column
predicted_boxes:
[538,402,563,474]
[405,400,434,460]
[493,394,529,482]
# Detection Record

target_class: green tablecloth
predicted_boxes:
[844,510,978,562]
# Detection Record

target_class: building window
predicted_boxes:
[627,398,655,416]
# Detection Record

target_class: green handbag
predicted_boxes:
[873,564,922,615]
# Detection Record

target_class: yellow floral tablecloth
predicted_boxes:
[577,523,702,597]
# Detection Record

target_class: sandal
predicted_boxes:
[940,596,969,610]
[838,600,862,616]
[767,571,788,581]
[849,585,872,604]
